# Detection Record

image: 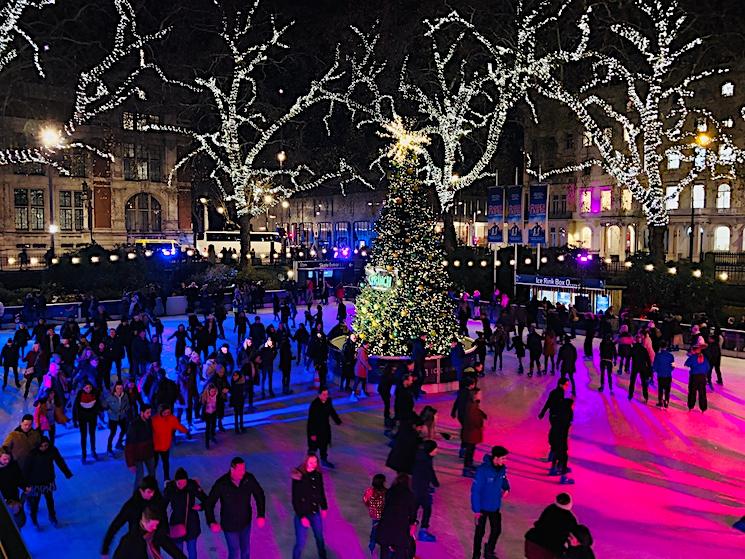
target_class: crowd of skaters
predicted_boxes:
[0,283,731,558]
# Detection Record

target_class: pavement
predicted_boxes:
[1,302,744,559]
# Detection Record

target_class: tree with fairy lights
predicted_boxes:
[146,0,368,262]
[353,118,458,357]
[534,0,743,260]
[1,0,170,170]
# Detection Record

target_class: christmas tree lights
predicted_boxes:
[352,132,458,356]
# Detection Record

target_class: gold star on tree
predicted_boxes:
[379,115,430,165]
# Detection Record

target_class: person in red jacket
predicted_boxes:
[462,389,487,478]
[152,404,189,481]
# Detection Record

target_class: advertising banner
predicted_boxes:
[506,186,523,244]
[528,184,548,246]
[487,187,504,243]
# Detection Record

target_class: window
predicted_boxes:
[123,143,163,181]
[665,186,680,210]
[580,226,592,248]
[125,193,161,232]
[602,127,612,142]
[723,118,734,128]
[621,189,632,211]
[667,151,681,170]
[550,227,557,247]
[582,131,592,147]
[696,118,708,132]
[551,194,567,215]
[713,226,730,251]
[600,189,612,212]
[14,188,44,230]
[719,144,735,165]
[717,183,731,209]
[59,191,84,231]
[694,147,706,170]
[692,184,705,209]
[565,133,574,150]
[63,149,86,177]
[333,222,350,248]
[317,222,332,247]
[721,82,735,97]
[122,111,160,131]
[580,189,592,213]
[353,220,374,247]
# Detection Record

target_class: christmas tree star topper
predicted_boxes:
[379,115,430,165]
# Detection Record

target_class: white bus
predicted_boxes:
[195,230,281,261]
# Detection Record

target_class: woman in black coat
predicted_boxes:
[163,468,208,558]
[229,370,247,433]
[72,380,102,463]
[376,473,418,559]
[23,437,72,527]
[291,454,328,559]
[385,420,422,475]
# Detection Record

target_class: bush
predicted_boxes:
[235,265,288,289]
[191,264,238,292]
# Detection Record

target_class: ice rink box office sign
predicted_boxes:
[366,266,396,290]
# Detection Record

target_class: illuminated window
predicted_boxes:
[696,118,708,132]
[694,147,706,170]
[582,131,592,147]
[692,184,705,209]
[621,189,632,211]
[667,152,681,170]
[719,144,735,165]
[717,183,731,209]
[600,189,612,211]
[721,82,735,97]
[714,226,730,251]
[602,127,612,142]
[723,118,734,128]
[580,189,592,213]
[665,186,679,210]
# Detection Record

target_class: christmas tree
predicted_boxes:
[353,118,458,356]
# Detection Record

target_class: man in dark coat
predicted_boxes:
[451,377,477,458]
[629,336,652,402]
[340,334,357,392]
[124,404,155,493]
[101,475,166,556]
[524,493,579,558]
[538,378,570,462]
[205,456,266,558]
[376,473,418,558]
[112,506,186,559]
[410,333,428,396]
[307,388,342,468]
[412,440,440,542]
[556,337,578,396]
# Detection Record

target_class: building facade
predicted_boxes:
[0,90,193,267]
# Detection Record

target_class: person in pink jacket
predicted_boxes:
[350,340,372,401]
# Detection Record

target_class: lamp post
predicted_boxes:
[690,132,713,261]
[40,127,62,257]
[81,180,94,244]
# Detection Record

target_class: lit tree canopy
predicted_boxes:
[147,0,369,251]
[0,0,172,170]
[535,0,740,231]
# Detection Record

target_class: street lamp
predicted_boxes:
[40,126,63,257]
[276,150,287,167]
[81,180,94,244]
[689,132,714,261]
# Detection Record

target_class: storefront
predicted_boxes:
[515,274,623,313]
[292,260,358,287]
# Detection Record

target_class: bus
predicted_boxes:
[195,230,281,261]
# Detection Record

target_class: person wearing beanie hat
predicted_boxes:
[164,467,209,557]
[524,493,579,559]
[412,440,440,542]
[470,445,510,559]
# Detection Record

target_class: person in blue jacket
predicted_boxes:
[685,340,710,412]
[652,340,674,408]
[470,445,510,559]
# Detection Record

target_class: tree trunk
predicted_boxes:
[238,214,252,267]
[648,225,667,264]
[442,211,458,253]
